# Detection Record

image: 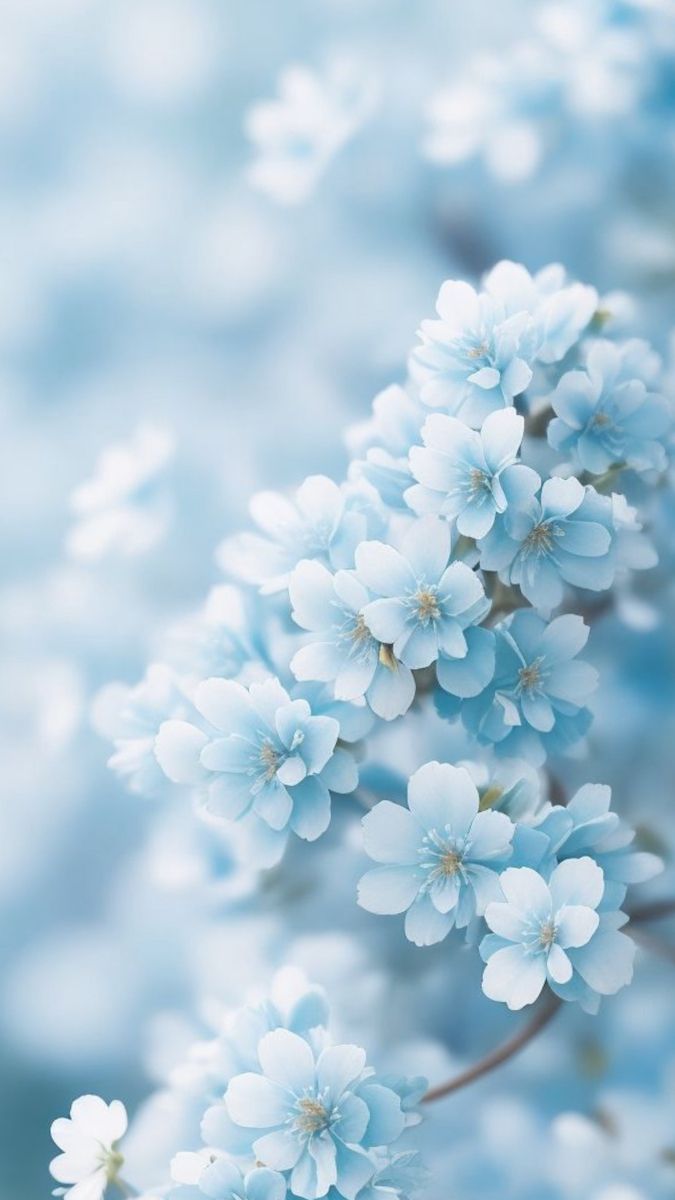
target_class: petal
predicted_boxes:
[481,408,524,470]
[401,516,451,581]
[358,865,421,914]
[195,678,252,732]
[258,1028,316,1094]
[362,598,410,644]
[407,761,478,837]
[332,1094,370,1144]
[546,944,573,985]
[549,857,604,911]
[498,867,552,920]
[317,1044,367,1102]
[482,945,547,1009]
[254,1130,304,1172]
[355,541,415,597]
[436,625,495,698]
[291,641,346,683]
[358,1083,405,1147]
[246,1169,288,1200]
[334,1143,375,1200]
[225,1074,289,1128]
[366,661,415,719]
[556,905,600,949]
[404,893,453,946]
[361,801,422,864]
[484,900,529,941]
[570,927,635,995]
[288,776,332,841]
[155,720,209,785]
[290,560,339,632]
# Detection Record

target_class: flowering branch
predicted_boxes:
[422,990,562,1103]
[423,899,675,1103]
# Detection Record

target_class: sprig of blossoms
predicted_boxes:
[96,261,670,1038]
[50,974,426,1200]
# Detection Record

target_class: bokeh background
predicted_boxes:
[2,1,675,1197]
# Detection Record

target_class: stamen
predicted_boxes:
[518,661,541,691]
[538,919,557,949]
[415,588,441,622]
[295,1097,330,1134]
[259,741,280,779]
[523,523,554,552]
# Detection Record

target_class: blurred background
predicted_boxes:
[2,1,675,1197]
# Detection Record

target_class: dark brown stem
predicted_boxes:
[423,897,675,1104]
[423,990,562,1103]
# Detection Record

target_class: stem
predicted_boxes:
[423,990,562,1103]
[423,897,675,1104]
[628,898,675,924]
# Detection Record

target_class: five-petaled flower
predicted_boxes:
[547,338,671,474]
[50,1095,127,1200]
[223,1029,406,1200]
[358,761,515,946]
[289,562,416,721]
[355,516,495,699]
[406,408,540,538]
[480,858,635,1011]
[478,475,617,612]
[155,677,357,866]
[461,611,597,764]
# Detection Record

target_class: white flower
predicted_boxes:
[50,1095,127,1200]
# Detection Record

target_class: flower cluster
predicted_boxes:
[50,973,426,1200]
[96,263,669,1016]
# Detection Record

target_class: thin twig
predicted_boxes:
[422,990,563,1103]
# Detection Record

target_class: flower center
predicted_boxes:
[439,850,462,877]
[350,613,371,644]
[518,661,541,692]
[415,587,441,623]
[469,467,490,494]
[591,410,612,428]
[295,1097,330,1135]
[538,919,557,949]
[103,1149,124,1183]
[467,341,489,359]
[523,522,554,552]
[259,740,280,779]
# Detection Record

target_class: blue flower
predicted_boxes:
[406,409,540,538]
[409,278,533,427]
[223,1029,407,1200]
[289,562,416,721]
[355,517,495,698]
[548,339,671,473]
[461,611,597,765]
[155,677,357,866]
[480,858,635,1011]
[347,385,425,511]
[217,475,382,594]
[535,783,662,909]
[170,1154,287,1200]
[92,664,191,797]
[479,476,616,611]
[358,762,515,946]
[483,261,598,365]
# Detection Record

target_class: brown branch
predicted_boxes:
[423,990,562,1103]
[423,897,675,1104]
